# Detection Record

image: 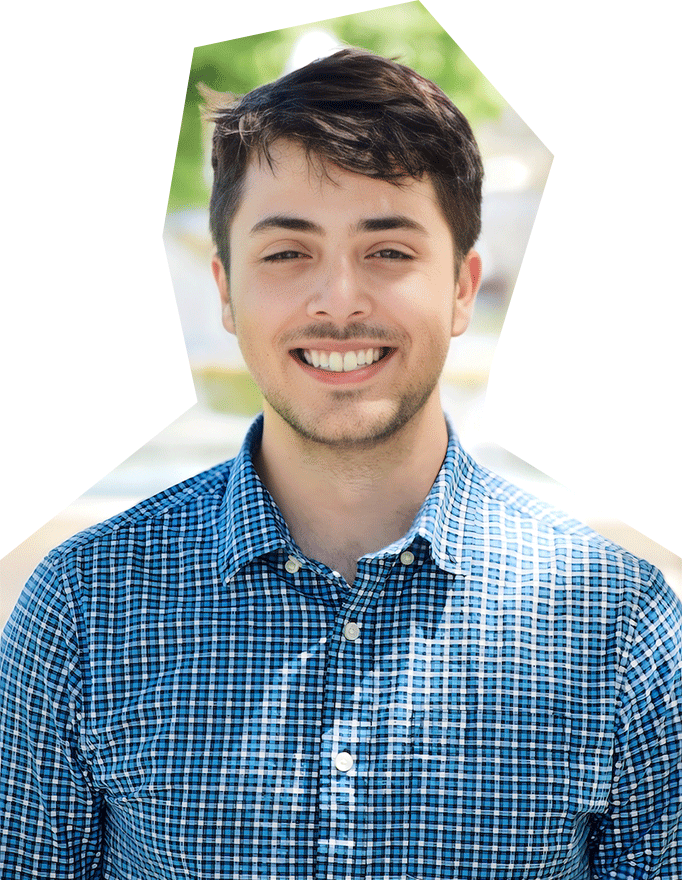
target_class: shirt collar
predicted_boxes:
[220,414,475,582]
[361,414,474,577]
[219,416,293,581]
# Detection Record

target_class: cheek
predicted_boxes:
[396,284,455,342]
[231,304,289,374]
[395,265,454,308]
[425,320,455,362]
[229,282,287,339]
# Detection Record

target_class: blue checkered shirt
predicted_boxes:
[1,416,680,879]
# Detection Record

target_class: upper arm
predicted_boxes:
[590,568,682,878]
[0,556,104,878]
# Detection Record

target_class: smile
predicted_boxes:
[297,348,390,373]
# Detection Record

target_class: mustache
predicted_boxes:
[282,323,401,344]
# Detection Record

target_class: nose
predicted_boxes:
[305,255,372,323]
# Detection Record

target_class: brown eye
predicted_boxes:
[370,249,412,260]
[263,250,306,261]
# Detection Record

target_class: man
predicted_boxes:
[1,48,679,879]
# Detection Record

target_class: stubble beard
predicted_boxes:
[262,371,442,452]
[245,320,450,451]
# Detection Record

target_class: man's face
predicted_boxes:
[212,140,481,448]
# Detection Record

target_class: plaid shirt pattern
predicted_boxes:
[1,415,680,879]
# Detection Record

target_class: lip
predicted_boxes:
[290,346,396,385]
[291,340,389,354]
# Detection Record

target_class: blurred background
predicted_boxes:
[1,2,679,626]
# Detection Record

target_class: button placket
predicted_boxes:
[317,613,370,864]
[316,559,390,867]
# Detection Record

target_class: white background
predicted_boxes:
[1,0,680,560]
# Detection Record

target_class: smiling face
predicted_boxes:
[212,140,482,449]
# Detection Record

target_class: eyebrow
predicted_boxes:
[250,215,325,236]
[355,215,429,236]
[249,213,429,237]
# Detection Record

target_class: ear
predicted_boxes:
[451,249,483,338]
[211,253,236,335]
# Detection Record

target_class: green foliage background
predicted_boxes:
[167,1,505,213]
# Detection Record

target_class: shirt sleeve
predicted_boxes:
[0,555,104,878]
[590,566,682,879]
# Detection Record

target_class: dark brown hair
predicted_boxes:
[202,47,484,271]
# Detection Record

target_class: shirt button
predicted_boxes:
[285,555,302,574]
[334,752,354,772]
[343,622,360,641]
[400,550,415,565]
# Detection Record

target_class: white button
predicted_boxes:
[343,622,360,641]
[334,752,354,772]
[400,550,415,565]
[285,556,302,574]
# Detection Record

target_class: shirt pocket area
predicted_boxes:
[410,706,574,812]
[407,706,587,876]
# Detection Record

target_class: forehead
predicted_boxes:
[232,140,448,233]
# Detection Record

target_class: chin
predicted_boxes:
[267,390,436,449]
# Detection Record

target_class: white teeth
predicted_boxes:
[343,351,358,371]
[300,348,387,373]
[328,352,343,372]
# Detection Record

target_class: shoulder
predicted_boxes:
[461,455,675,607]
[456,456,681,685]
[468,456,628,548]
[466,456,594,537]
[44,458,236,571]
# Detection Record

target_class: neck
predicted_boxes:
[254,395,449,583]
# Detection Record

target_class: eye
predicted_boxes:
[368,248,413,261]
[262,250,310,262]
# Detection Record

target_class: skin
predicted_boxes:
[212,140,482,583]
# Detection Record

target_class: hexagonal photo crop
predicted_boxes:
[164,3,552,430]
[5,4,676,620]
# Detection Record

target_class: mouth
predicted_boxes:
[294,347,393,374]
